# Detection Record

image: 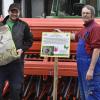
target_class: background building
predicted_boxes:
[0,0,100,18]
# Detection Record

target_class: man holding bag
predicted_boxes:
[0,3,33,100]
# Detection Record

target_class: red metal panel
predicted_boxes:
[24,61,78,76]
[22,18,80,76]
[21,18,100,27]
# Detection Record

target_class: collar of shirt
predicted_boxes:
[84,20,94,27]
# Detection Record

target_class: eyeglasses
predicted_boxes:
[82,12,91,15]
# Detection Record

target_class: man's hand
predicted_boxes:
[71,33,75,40]
[86,48,100,80]
[86,68,94,80]
[16,49,23,56]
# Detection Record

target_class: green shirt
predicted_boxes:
[6,20,15,31]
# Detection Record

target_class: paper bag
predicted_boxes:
[0,25,20,66]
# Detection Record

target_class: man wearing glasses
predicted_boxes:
[72,5,100,100]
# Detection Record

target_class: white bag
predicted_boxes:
[0,25,20,66]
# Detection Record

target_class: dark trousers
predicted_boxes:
[0,59,24,100]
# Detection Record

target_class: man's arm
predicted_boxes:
[86,48,100,80]
[22,23,33,52]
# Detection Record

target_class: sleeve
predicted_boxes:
[90,26,100,49]
[75,32,79,41]
[22,23,33,52]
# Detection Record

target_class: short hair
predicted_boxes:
[8,3,20,11]
[82,5,95,17]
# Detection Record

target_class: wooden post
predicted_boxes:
[53,57,58,100]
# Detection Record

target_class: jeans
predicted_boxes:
[77,38,100,100]
[77,57,100,100]
[87,74,100,100]
[0,59,24,100]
